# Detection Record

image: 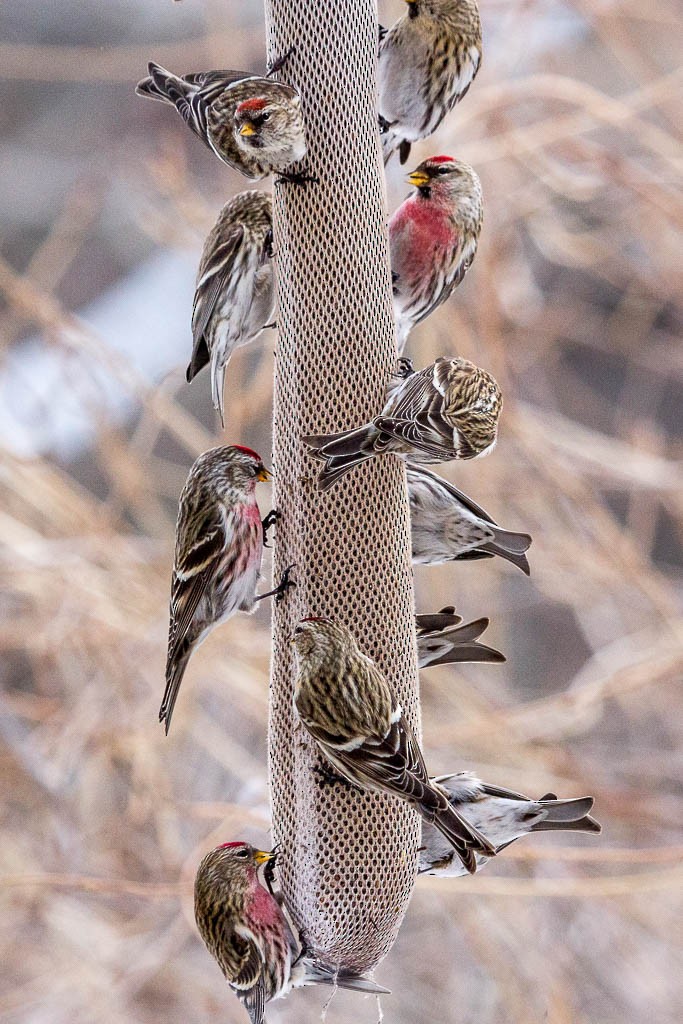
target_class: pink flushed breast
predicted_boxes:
[248,881,285,929]
[391,197,455,284]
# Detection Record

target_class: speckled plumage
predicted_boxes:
[161,446,268,734]
[303,356,502,491]
[379,0,482,165]
[188,192,275,426]
[407,463,532,572]
[390,156,483,353]
[420,773,601,877]
[136,63,305,178]
[292,618,497,874]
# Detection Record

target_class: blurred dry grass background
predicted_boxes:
[0,1,681,1022]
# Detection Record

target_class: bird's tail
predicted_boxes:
[160,645,192,736]
[302,424,379,492]
[530,795,601,835]
[417,617,506,669]
[210,345,227,428]
[136,61,192,106]
[422,783,497,875]
[415,606,462,634]
[481,525,532,575]
[302,960,390,995]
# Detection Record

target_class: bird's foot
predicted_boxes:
[274,564,297,603]
[262,509,281,548]
[266,47,294,77]
[396,356,414,378]
[263,320,278,330]
[378,114,395,134]
[313,766,356,790]
[275,170,319,186]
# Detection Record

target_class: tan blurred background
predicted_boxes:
[0,1,681,1022]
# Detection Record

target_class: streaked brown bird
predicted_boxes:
[407,463,532,573]
[187,191,275,427]
[194,842,389,1024]
[291,617,496,874]
[379,0,482,165]
[162,445,292,734]
[303,356,502,492]
[136,62,307,180]
[419,773,601,876]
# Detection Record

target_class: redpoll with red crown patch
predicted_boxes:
[391,156,482,353]
[419,774,601,877]
[408,463,531,573]
[303,356,501,492]
[161,446,294,734]
[194,842,389,1024]
[416,607,505,667]
[136,62,308,180]
[188,192,275,427]
[291,617,496,874]
[378,0,482,166]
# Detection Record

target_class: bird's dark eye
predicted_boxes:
[435,165,452,175]
[234,847,250,859]
[294,625,304,636]
[261,112,271,122]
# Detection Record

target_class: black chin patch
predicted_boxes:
[408,4,419,19]
[418,185,432,199]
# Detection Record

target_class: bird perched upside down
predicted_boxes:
[416,606,506,666]
[390,156,483,353]
[378,0,482,166]
[291,617,496,874]
[194,843,388,1024]
[407,463,532,572]
[161,446,294,734]
[136,62,309,180]
[303,356,502,492]
[188,191,275,426]
[419,773,601,877]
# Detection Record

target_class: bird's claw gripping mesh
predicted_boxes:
[265,0,421,974]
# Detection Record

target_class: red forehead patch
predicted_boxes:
[232,444,262,461]
[236,97,267,113]
[430,155,455,164]
[300,616,333,624]
[217,841,247,850]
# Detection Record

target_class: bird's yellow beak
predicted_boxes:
[408,170,430,188]
[239,122,256,137]
[253,848,276,866]
[257,466,272,482]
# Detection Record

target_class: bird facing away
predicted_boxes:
[419,773,601,876]
[416,606,506,666]
[136,63,306,179]
[390,156,483,353]
[194,842,389,1024]
[407,463,532,573]
[188,191,275,426]
[303,356,502,492]
[378,0,482,165]
[291,617,497,873]
[162,445,292,734]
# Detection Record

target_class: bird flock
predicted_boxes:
[137,2,600,1021]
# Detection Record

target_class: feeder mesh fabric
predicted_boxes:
[265,0,421,974]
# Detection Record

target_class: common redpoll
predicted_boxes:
[416,606,505,666]
[378,0,482,166]
[188,191,275,426]
[390,156,482,353]
[136,62,308,180]
[419,774,601,876]
[291,617,496,874]
[303,356,501,492]
[194,842,388,1023]
[408,463,531,573]
[162,446,294,734]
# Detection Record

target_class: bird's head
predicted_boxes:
[197,444,271,501]
[290,616,356,661]
[234,94,301,155]
[195,842,277,901]
[442,359,502,459]
[407,156,482,209]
